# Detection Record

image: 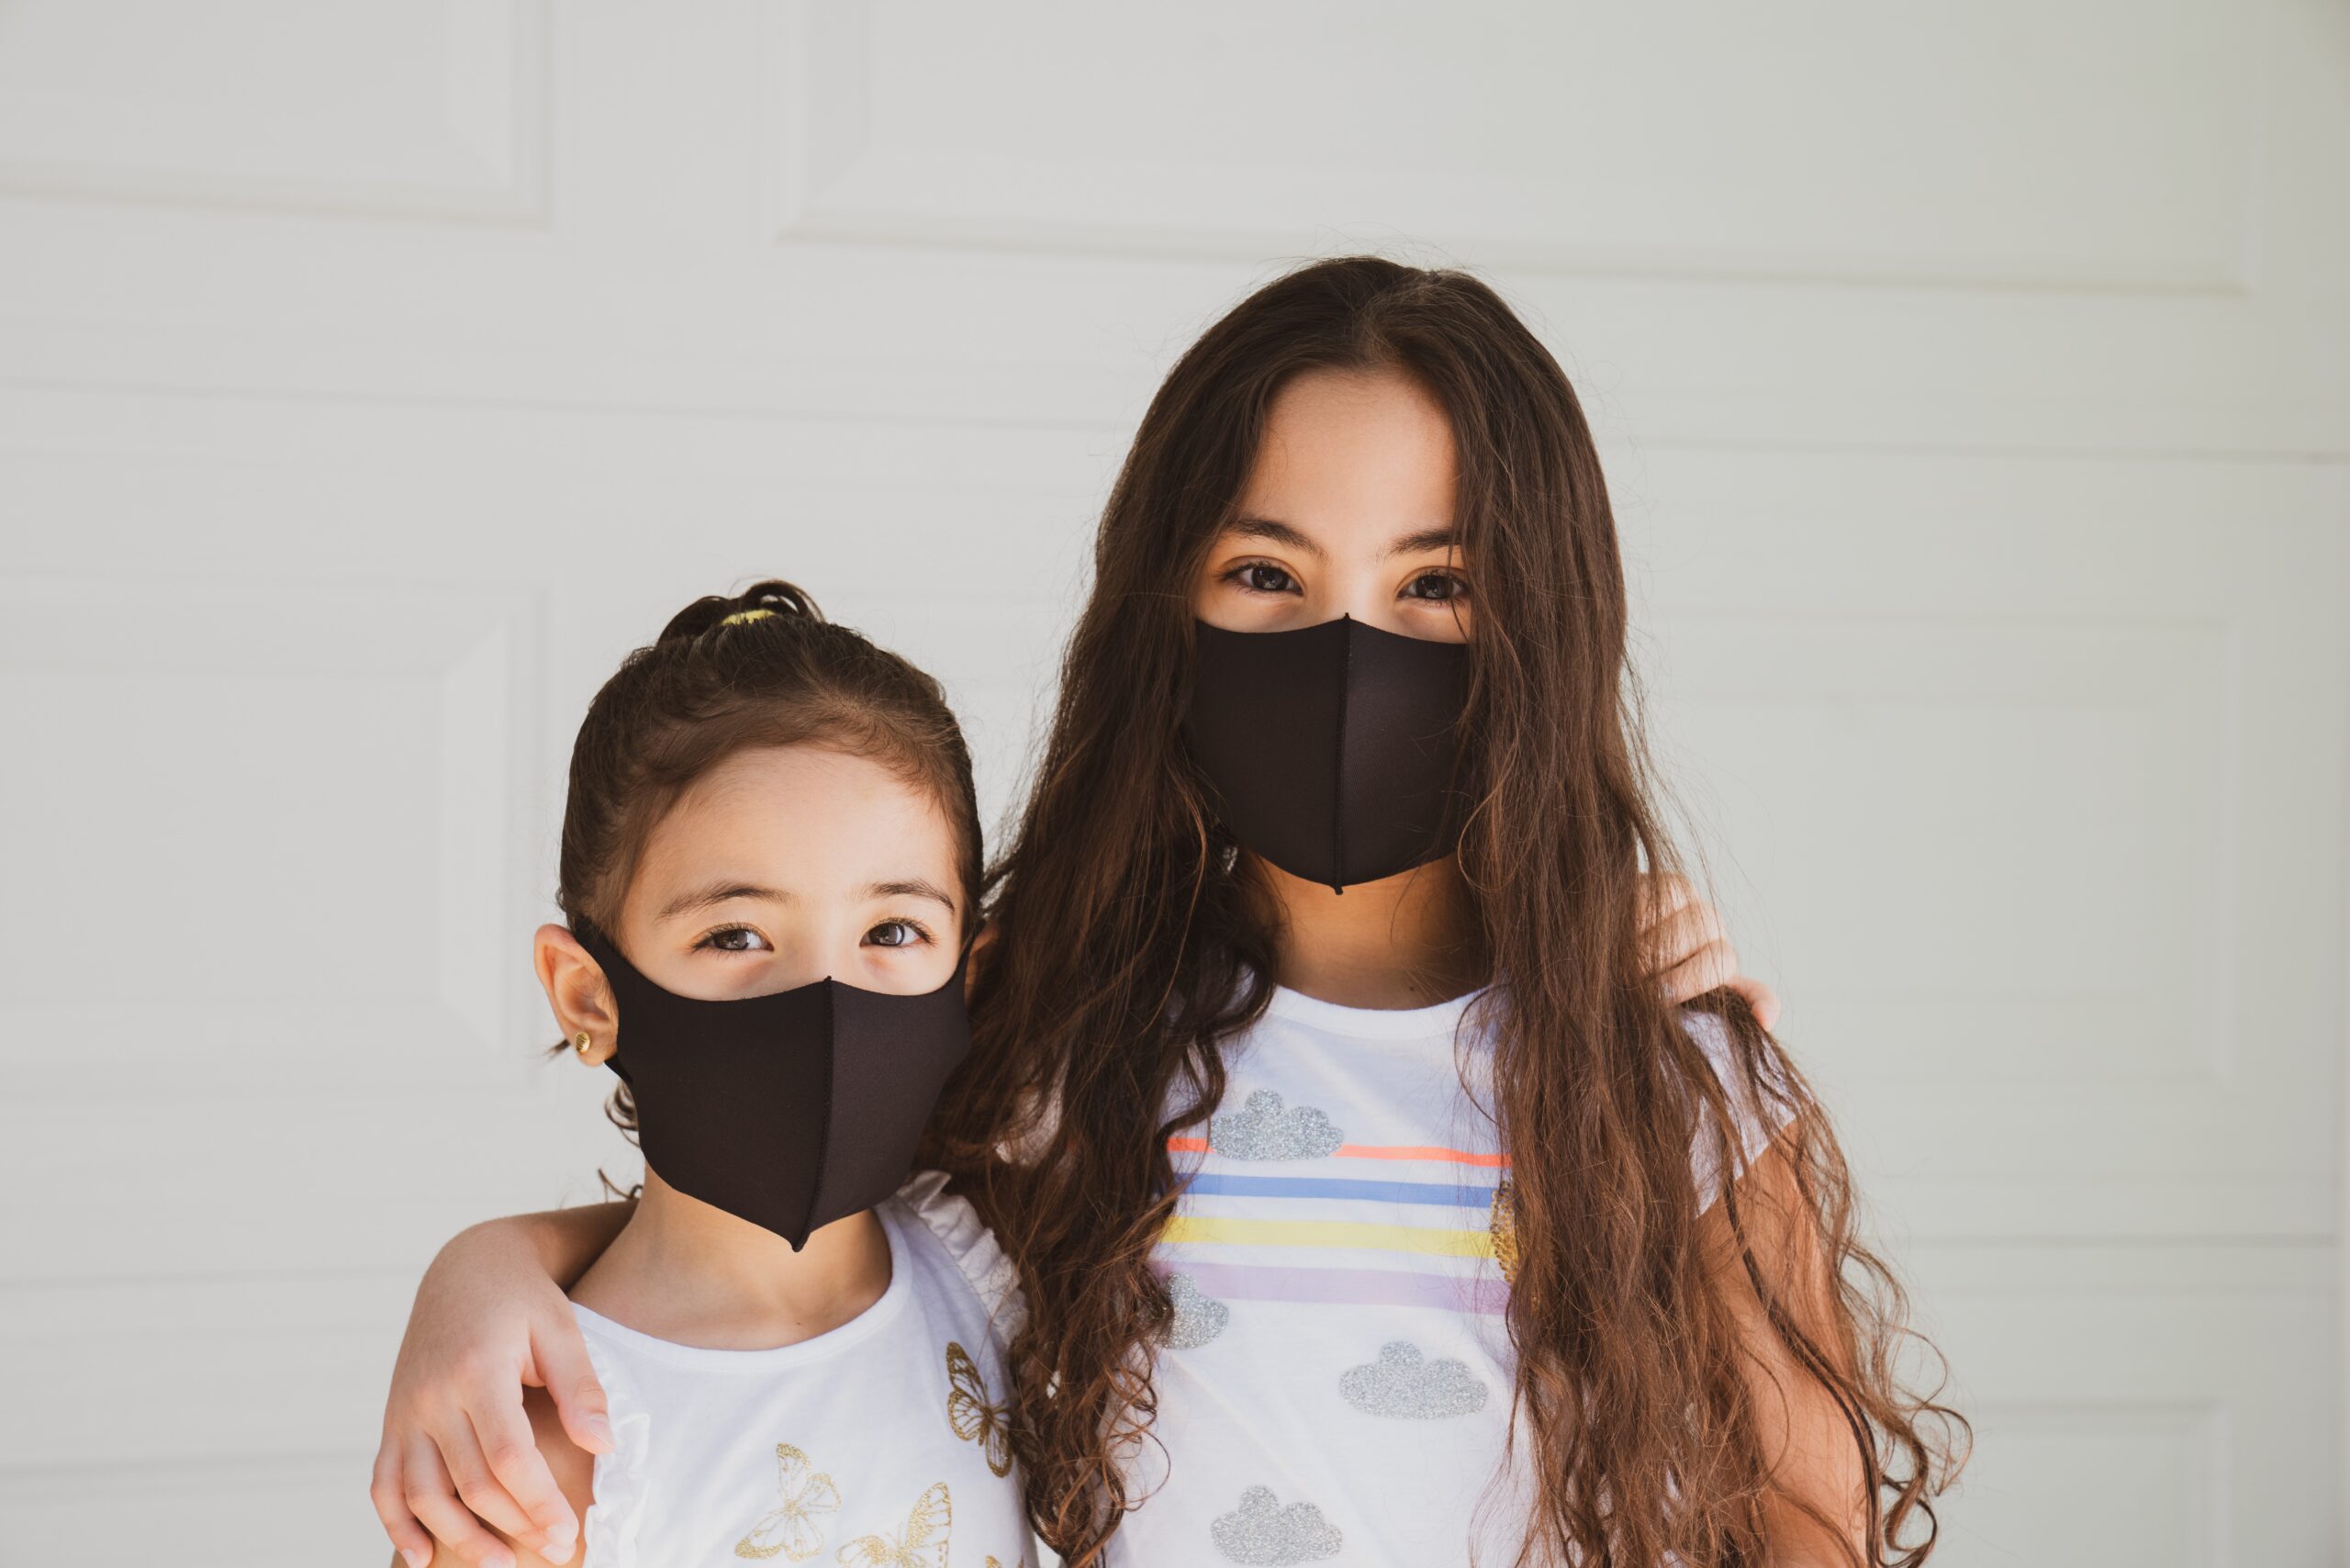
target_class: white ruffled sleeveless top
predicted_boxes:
[574,1170,1035,1568]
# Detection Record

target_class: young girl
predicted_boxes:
[378,259,1963,1568]
[406,581,1034,1568]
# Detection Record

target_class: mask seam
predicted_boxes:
[803,977,834,1249]
[1330,615,1352,892]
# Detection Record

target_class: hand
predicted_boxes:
[1638,872,1781,1031]
[370,1221,614,1568]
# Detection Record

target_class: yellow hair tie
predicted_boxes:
[719,608,778,627]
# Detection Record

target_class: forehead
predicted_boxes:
[1237,367,1458,538]
[636,745,959,889]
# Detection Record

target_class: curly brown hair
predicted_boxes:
[923,257,1968,1566]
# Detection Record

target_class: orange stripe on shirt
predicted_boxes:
[1167,1136,1510,1168]
[1335,1144,1512,1167]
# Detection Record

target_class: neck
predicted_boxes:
[571,1169,892,1350]
[1255,852,1489,1010]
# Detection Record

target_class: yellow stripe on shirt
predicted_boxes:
[1161,1214,1495,1259]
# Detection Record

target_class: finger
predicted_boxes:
[1727,974,1783,1032]
[470,1388,580,1564]
[402,1435,518,1568]
[444,1395,565,1560]
[1634,871,1695,930]
[531,1310,614,1459]
[1640,898,1729,981]
[370,1439,437,1568]
[1656,938,1738,1005]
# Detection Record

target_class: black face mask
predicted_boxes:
[1183,615,1472,893]
[572,922,971,1249]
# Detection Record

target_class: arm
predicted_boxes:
[522,1200,634,1291]
[1700,1142,1872,1568]
[371,1202,633,1568]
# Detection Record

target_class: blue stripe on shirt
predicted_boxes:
[1178,1171,1498,1208]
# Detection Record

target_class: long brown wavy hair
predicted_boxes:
[923,256,1966,1567]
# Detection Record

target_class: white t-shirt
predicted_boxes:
[574,1171,1036,1568]
[1108,984,1795,1568]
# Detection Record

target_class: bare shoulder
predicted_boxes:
[414,1386,598,1568]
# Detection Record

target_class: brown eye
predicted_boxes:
[866,919,931,949]
[1230,563,1298,595]
[1404,570,1466,601]
[697,925,770,954]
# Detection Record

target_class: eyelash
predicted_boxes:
[692,924,768,955]
[1223,560,1298,596]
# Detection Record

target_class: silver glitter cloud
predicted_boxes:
[1209,1484,1344,1565]
[1207,1089,1345,1161]
[1337,1339,1489,1418]
[1160,1271,1230,1350]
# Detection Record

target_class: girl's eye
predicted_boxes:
[695,925,771,954]
[865,919,934,949]
[1225,561,1299,596]
[1403,569,1468,602]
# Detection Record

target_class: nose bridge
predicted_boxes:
[761,910,845,992]
[771,961,832,993]
[1321,548,1408,634]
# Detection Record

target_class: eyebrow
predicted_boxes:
[867,878,958,914]
[656,881,788,921]
[1382,525,1461,560]
[1228,517,1324,557]
[1226,517,1460,562]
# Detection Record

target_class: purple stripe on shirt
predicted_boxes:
[1157,1259,1511,1316]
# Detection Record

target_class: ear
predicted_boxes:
[964,918,1000,1002]
[536,923,621,1066]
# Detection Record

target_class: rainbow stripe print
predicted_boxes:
[1156,1129,1516,1316]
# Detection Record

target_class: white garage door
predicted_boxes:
[0,5,2341,1564]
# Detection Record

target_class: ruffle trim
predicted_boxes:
[576,1319,655,1568]
[891,1167,1027,1341]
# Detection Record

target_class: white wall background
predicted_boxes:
[0,4,2344,1564]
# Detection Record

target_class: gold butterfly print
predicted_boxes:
[1489,1176,1518,1285]
[834,1480,951,1568]
[733,1441,842,1562]
[944,1340,1013,1476]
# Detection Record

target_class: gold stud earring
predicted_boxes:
[573,1031,593,1058]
